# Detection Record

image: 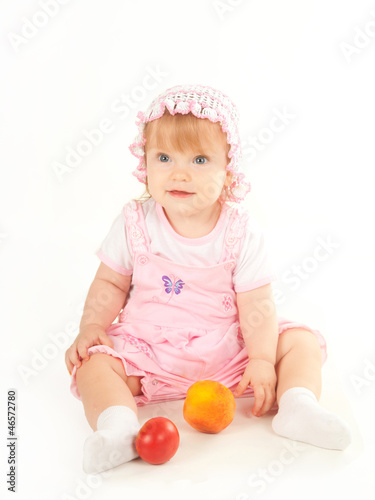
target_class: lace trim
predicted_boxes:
[222,207,249,261]
[124,201,149,256]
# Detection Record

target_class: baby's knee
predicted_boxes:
[278,328,321,355]
[77,352,124,379]
[75,352,142,395]
[293,329,322,354]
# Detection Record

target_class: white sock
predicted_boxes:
[272,387,352,450]
[83,406,141,474]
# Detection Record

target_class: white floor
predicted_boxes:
[4,351,371,500]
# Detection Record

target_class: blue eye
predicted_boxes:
[194,156,208,164]
[158,154,170,162]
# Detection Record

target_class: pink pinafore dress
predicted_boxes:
[70,201,327,406]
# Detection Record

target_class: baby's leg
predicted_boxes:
[272,328,352,450]
[76,352,142,429]
[275,328,322,402]
[75,353,143,473]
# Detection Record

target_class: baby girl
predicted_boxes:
[65,84,352,474]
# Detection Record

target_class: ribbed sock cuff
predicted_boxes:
[97,406,139,431]
[278,387,318,408]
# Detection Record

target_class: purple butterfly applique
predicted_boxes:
[162,275,185,296]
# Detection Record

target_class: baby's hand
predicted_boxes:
[233,359,276,417]
[64,325,113,374]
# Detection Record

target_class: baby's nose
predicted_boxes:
[171,163,190,180]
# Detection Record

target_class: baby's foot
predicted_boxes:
[272,387,352,450]
[83,406,141,474]
[83,428,139,474]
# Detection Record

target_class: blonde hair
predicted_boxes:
[135,110,234,203]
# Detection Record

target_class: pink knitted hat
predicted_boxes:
[129,84,251,202]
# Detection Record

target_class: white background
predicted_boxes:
[1,0,374,499]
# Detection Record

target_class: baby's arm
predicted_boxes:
[65,262,131,373]
[233,284,279,416]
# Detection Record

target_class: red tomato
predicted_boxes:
[135,417,180,465]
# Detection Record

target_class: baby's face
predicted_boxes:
[145,140,232,221]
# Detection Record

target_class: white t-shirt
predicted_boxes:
[97,198,276,293]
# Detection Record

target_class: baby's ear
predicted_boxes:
[225,171,234,187]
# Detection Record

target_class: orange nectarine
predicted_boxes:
[183,380,236,433]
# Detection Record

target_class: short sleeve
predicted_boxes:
[96,208,133,276]
[233,218,276,293]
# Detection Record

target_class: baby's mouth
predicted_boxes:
[168,190,194,197]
